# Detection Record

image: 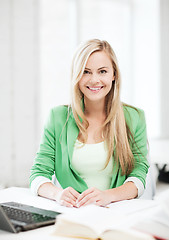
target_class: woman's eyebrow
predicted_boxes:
[98,67,109,70]
[85,67,108,70]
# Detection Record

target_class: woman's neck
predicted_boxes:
[84,98,106,119]
[78,98,106,143]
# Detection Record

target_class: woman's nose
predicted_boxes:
[89,73,99,84]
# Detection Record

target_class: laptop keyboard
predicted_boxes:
[1,205,55,224]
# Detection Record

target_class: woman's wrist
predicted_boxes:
[38,182,62,202]
[104,189,117,203]
[104,182,138,203]
[52,187,63,202]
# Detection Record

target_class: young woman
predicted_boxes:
[30,39,149,208]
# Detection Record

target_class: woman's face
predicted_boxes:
[78,50,115,104]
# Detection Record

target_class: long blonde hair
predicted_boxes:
[71,39,134,175]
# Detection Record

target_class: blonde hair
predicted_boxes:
[71,39,134,175]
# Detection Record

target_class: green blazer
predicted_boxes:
[30,105,149,193]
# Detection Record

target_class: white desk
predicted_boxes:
[0,187,82,240]
[0,187,168,240]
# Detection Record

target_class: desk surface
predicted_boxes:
[0,187,82,240]
[0,187,167,240]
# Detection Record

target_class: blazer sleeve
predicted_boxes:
[128,109,149,188]
[29,109,56,186]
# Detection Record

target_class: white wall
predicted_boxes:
[78,0,133,104]
[160,0,169,138]
[132,0,160,139]
[39,0,73,128]
[0,0,39,187]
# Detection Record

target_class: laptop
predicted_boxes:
[0,201,61,233]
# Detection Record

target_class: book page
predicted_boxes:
[133,219,169,240]
[54,204,155,240]
[54,204,126,236]
[132,203,169,240]
[148,204,169,227]
[107,199,157,215]
[102,228,154,240]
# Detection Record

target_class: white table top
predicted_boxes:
[0,187,167,240]
[0,187,82,240]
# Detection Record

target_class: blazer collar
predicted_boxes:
[67,98,84,161]
[67,109,79,162]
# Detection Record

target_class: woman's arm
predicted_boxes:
[75,182,137,208]
[30,107,80,207]
[106,181,138,202]
[29,109,56,186]
[38,182,80,208]
[127,108,149,187]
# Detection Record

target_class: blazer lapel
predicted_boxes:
[67,112,79,163]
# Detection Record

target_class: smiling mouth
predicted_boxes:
[87,86,104,91]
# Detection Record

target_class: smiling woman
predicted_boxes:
[78,51,114,104]
[77,51,115,145]
[30,39,149,208]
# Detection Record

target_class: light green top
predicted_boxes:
[72,140,113,190]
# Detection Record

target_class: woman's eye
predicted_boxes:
[100,69,107,74]
[83,70,90,74]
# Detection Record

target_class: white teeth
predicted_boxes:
[88,87,102,91]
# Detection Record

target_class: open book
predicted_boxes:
[133,202,169,240]
[52,204,154,240]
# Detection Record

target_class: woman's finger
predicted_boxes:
[65,191,77,201]
[60,199,74,208]
[95,199,106,207]
[57,187,80,207]
[78,195,98,207]
[68,187,80,200]
[77,187,96,202]
[76,191,98,207]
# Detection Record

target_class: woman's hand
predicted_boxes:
[75,187,112,208]
[55,187,80,208]
[38,182,137,208]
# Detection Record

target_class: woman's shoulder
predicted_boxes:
[50,104,72,119]
[46,105,72,127]
[52,105,70,114]
[123,103,146,131]
[123,103,144,117]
